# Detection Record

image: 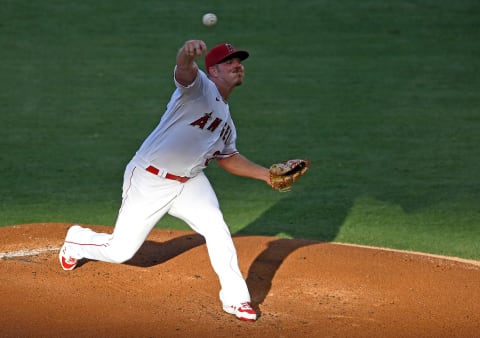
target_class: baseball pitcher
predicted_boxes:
[59,40,308,322]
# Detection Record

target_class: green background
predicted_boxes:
[1,0,479,260]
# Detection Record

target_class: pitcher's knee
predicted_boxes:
[107,247,136,264]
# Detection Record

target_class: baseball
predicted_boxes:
[202,13,217,27]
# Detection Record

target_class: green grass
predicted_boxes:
[1,0,479,260]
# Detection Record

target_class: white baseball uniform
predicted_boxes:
[65,67,251,306]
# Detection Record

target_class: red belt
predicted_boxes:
[146,165,190,183]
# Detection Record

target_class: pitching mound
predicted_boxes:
[0,223,479,337]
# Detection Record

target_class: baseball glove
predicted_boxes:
[269,159,309,192]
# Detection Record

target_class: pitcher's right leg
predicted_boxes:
[59,162,182,268]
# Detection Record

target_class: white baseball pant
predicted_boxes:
[66,158,251,306]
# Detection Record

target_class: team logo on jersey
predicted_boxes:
[190,112,232,144]
[190,112,221,131]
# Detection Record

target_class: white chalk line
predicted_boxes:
[0,242,478,268]
[0,247,60,259]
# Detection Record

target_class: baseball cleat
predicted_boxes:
[59,225,83,271]
[222,302,257,322]
[59,243,77,271]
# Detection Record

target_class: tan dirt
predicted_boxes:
[0,223,479,338]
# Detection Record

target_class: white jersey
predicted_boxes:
[135,68,238,177]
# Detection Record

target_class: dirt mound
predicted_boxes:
[0,223,479,337]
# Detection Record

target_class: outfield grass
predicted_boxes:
[1,1,479,260]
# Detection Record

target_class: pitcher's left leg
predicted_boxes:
[168,173,252,306]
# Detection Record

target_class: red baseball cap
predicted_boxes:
[205,43,249,70]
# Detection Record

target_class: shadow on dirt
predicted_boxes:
[125,234,206,267]
[120,231,317,315]
[242,237,317,311]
